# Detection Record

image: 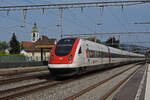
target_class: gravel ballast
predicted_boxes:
[15,64,139,100]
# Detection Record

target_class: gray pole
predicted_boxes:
[59,8,63,38]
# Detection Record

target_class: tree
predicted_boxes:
[87,37,101,43]
[131,46,141,53]
[9,33,20,54]
[20,42,25,50]
[0,41,8,50]
[105,36,120,48]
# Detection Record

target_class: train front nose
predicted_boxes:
[48,38,80,76]
[49,38,80,64]
[50,54,73,64]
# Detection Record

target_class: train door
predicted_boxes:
[108,47,111,63]
[83,42,89,66]
[100,46,104,64]
[78,45,84,66]
[99,46,103,64]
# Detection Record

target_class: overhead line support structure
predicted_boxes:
[0,1,149,11]
[106,42,150,44]
[63,32,150,37]
[134,22,150,24]
[0,0,149,38]
[59,8,63,39]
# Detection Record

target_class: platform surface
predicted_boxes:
[113,63,150,100]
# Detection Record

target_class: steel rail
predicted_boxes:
[0,64,141,100]
[64,63,142,100]
[0,80,63,100]
[0,67,48,76]
[100,64,145,100]
[0,1,149,11]
[0,72,49,85]
[0,80,53,94]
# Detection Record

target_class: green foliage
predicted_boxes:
[0,41,8,50]
[9,33,20,54]
[0,51,6,55]
[20,42,25,50]
[0,54,25,62]
[105,37,120,48]
[131,46,141,53]
[120,47,125,50]
[0,54,24,56]
[95,39,101,43]
[87,37,101,43]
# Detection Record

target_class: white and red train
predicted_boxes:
[48,38,145,76]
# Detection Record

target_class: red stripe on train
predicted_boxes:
[49,38,80,64]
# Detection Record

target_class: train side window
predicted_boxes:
[78,47,82,54]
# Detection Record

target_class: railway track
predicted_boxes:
[64,63,146,100]
[0,80,59,100]
[0,77,75,100]
[0,66,48,76]
[0,63,144,100]
[0,71,49,85]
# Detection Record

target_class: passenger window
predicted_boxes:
[78,47,82,54]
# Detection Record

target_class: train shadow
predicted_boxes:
[49,65,123,81]
[38,62,145,81]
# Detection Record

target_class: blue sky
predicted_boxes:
[0,0,150,47]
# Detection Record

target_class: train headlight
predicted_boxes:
[69,54,72,61]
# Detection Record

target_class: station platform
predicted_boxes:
[0,66,48,75]
[113,63,150,100]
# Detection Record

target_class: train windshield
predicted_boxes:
[55,38,77,56]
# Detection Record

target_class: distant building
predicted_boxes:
[20,50,27,56]
[21,22,57,61]
[31,22,39,42]
[22,35,56,61]
[147,49,150,53]
[5,49,9,54]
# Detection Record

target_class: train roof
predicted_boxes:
[81,38,145,57]
[60,37,145,57]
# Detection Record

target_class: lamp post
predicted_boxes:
[59,8,63,39]
[56,24,60,39]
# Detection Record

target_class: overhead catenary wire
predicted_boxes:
[103,0,132,48]
[44,8,95,34]
[1,0,96,37]
[0,0,148,11]
[0,0,150,47]
[63,32,150,37]
[0,1,148,34]
[67,9,94,32]
[0,7,94,37]
[0,9,94,40]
